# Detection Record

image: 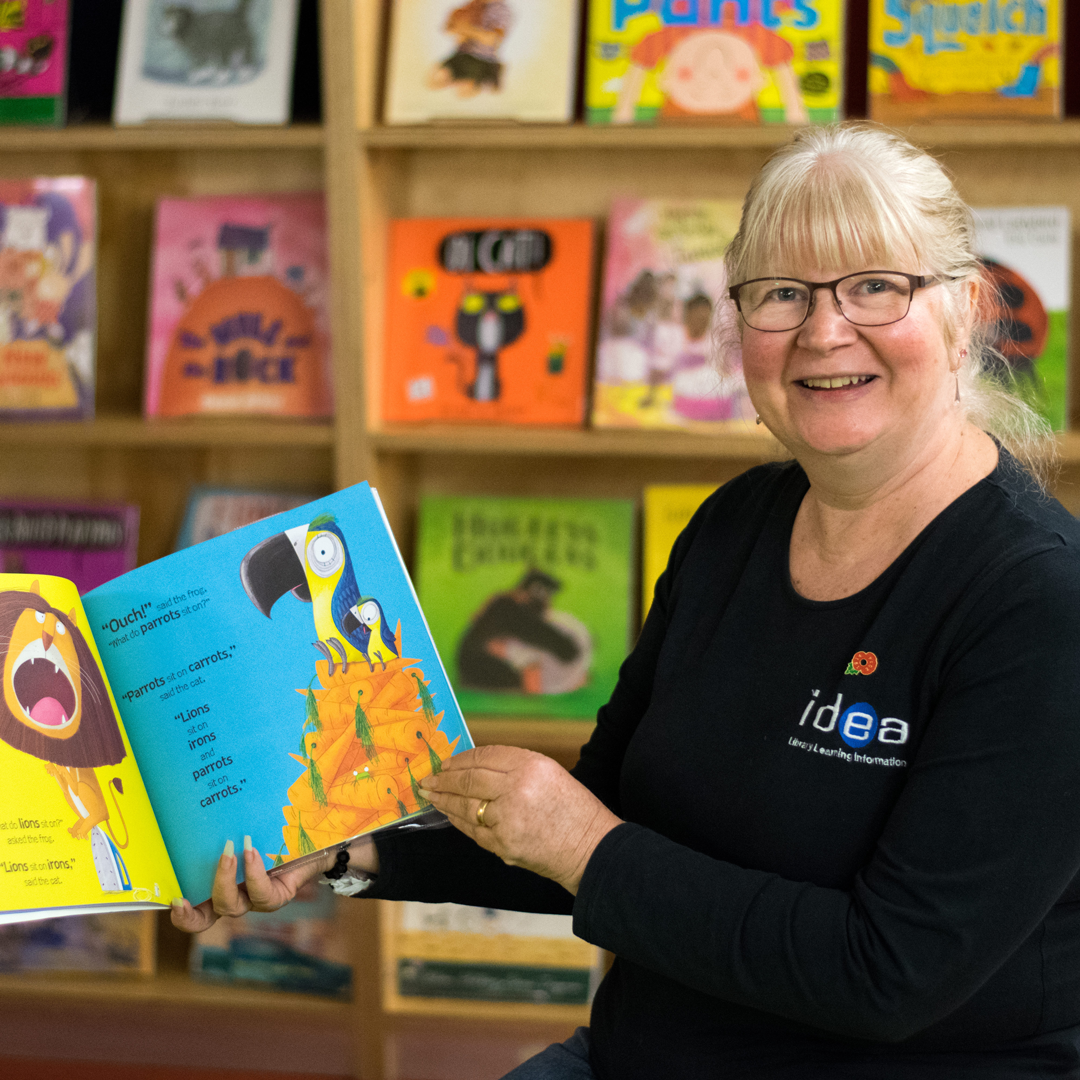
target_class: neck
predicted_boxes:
[789,419,998,601]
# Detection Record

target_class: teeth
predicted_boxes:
[802,375,871,389]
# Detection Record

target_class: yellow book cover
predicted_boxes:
[642,484,716,613]
[0,575,180,923]
[586,0,844,126]
[869,1,1062,123]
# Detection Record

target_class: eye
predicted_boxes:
[461,292,485,315]
[360,601,379,626]
[35,611,45,624]
[496,293,521,312]
[306,531,344,578]
[56,622,66,636]
[765,285,806,304]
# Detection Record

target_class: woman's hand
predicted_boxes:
[419,745,622,895]
[170,835,379,934]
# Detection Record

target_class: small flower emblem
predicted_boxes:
[845,651,878,676]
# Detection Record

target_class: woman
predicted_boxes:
[174,125,1080,1078]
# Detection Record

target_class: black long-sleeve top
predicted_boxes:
[365,458,1080,1079]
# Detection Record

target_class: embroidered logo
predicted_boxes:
[845,651,878,676]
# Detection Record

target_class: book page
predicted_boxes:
[83,483,473,903]
[0,575,180,922]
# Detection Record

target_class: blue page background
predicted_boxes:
[83,483,471,901]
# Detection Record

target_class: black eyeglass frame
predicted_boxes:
[727,271,954,332]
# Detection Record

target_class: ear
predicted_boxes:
[29,579,40,596]
[68,608,78,626]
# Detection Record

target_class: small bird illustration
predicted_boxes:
[343,597,399,670]
[240,512,371,674]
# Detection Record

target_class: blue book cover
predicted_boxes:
[83,482,472,901]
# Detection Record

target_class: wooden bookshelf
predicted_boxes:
[362,118,1080,151]
[0,123,326,153]
[0,416,335,448]
[6,2,1080,1077]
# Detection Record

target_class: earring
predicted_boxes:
[755,414,762,425]
[959,347,968,359]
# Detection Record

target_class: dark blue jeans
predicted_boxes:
[501,1027,596,1079]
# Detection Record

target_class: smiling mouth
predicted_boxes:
[799,375,876,390]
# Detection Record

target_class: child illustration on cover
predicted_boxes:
[428,0,513,98]
[613,4,808,124]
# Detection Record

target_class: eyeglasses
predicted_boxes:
[727,271,953,333]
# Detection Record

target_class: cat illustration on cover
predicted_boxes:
[157,0,262,86]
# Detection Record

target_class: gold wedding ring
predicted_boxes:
[476,799,491,827]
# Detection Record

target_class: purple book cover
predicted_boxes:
[0,500,139,593]
[0,177,96,419]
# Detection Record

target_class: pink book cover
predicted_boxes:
[592,197,753,432]
[0,499,138,593]
[0,0,69,118]
[144,194,333,419]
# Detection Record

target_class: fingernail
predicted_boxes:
[223,839,234,859]
[170,898,185,909]
[243,835,252,852]
[419,777,434,788]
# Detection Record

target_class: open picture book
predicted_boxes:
[0,483,473,924]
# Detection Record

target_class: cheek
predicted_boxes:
[738,335,786,386]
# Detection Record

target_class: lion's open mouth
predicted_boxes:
[12,647,77,729]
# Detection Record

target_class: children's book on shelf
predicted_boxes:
[175,487,316,549]
[191,879,350,997]
[972,206,1070,432]
[592,197,752,432]
[642,484,714,614]
[869,0,1061,122]
[0,0,70,125]
[0,482,473,924]
[113,0,300,125]
[0,908,156,973]
[0,500,139,593]
[585,0,844,125]
[383,218,595,426]
[385,900,602,1006]
[416,495,634,719]
[384,0,581,124]
[144,193,332,419]
[0,177,96,420]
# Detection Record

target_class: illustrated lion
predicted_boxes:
[0,583,127,844]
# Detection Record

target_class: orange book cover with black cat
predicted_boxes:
[382,218,595,426]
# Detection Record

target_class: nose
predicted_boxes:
[796,286,855,349]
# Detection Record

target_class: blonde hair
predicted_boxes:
[719,122,1055,486]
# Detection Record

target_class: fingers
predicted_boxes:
[241,836,289,911]
[170,896,218,934]
[421,788,484,826]
[211,839,252,919]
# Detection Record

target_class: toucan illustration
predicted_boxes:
[240,512,395,674]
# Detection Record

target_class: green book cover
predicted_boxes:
[417,495,635,719]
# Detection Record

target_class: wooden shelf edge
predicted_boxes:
[372,426,1080,463]
[370,423,782,459]
[0,123,325,152]
[383,994,591,1024]
[0,968,350,1014]
[0,415,335,449]
[470,717,595,756]
[360,120,1080,152]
